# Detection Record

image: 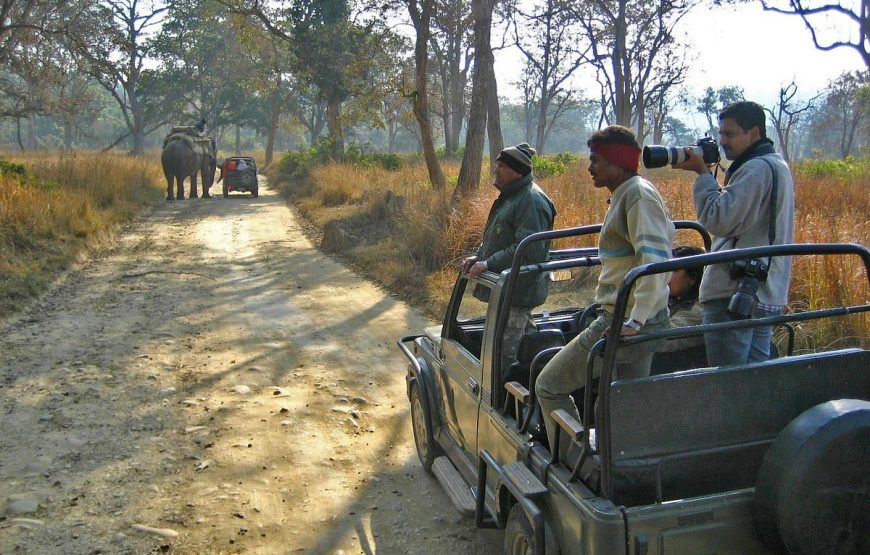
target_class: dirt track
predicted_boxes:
[0,179,500,554]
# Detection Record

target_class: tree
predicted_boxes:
[574,0,697,135]
[765,81,818,163]
[153,0,258,135]
[759,0,870,68]
[696,85,744,136]
[430,0,473,157]
[72,0,170,155]
[223,0,387,158]
[455,0,498,197]
[810,70,869,158]
[407,0,447,189]
[509,0,592,153]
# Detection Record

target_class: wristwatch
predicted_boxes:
[623,318,643,332]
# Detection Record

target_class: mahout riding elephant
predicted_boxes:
[161,131,217,201]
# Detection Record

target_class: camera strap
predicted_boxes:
[730,156,778,269]
[761,157,778,269]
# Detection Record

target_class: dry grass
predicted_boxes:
[274,156,869,349]
[0,152,164,316]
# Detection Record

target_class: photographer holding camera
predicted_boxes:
[672,101,794,366]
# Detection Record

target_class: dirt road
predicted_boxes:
[0,180,500,554]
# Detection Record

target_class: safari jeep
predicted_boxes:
[398,223,870,554]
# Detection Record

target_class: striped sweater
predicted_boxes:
[595,175,674,324]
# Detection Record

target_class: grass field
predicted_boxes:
[273,155,870,351]
[0,152,164,316]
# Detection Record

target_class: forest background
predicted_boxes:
[0,0,868,348]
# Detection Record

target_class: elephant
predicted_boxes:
[161,131,217,200]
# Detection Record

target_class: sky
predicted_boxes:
[493,1,866,129]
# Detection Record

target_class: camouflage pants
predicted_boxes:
[501,306,535,373]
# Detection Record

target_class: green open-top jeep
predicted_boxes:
[398,222,870,554]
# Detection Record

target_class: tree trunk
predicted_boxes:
[27,116,36,150]
[128,81,146,156]
[235,125,241,155]
[485,39,503,165]
[16,118,24,151]
[535,89,549,154]
[265,96,280,166]
[409,0,446,189]
[636,94,647,143]
[612,0,632,127]
[326,96,344,158]
[455,0,496,197]
[64,120,74,151]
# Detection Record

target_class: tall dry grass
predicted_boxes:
[0,152,164,315]
[275,157,869,349]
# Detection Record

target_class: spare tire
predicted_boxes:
[240,171,256,188]
[754,399,870,554]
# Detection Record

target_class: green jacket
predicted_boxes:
[477,173,556,308]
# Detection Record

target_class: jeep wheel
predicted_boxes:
[504,505,535,555]
[754,399,870,554]
[410,383,441,472]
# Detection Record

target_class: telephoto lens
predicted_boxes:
[643,146,684,168]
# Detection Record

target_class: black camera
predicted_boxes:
[642,136,721,169]
[727,258,769,319]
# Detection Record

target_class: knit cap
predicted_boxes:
[497,143,536,176]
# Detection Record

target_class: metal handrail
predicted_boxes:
[597,242,870,500]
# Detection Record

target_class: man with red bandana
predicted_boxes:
[535,125,674,452]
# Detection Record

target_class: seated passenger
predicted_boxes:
[659,245,705,353]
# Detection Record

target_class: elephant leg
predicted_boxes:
[166,177,175,201]
[190,174,199,199]
[177,177,185,200]
[202,177,211,198]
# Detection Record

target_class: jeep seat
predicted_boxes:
[607,349,870,507]
[505,328,565,388]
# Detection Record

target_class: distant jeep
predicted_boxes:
[221,156,258,198]
[398,222,870,554]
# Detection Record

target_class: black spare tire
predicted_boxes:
[754,399,870,554]
[240,171,256,188]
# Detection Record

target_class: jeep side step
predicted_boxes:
[432,456,476,517]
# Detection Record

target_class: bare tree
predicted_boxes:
[509,0,591,153]
[71,0,169,155]
[760,0,869,68]
[430,0,473,157]
[455,0,497,197]
[574,0,697,135]
[765,81,818,163]
[408,0,447,189]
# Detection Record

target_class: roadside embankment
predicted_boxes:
[0,153,164,317]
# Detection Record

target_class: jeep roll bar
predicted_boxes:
[493,221,712,395]
[596,242,870,500]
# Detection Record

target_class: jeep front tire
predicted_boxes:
[410,383,441,472]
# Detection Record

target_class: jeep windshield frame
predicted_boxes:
[594,241,870,500]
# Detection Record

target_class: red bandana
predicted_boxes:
[591,144,641,172]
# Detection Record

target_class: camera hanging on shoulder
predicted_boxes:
[726,158,780,319]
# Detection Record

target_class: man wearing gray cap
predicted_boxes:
[462,143,557,372]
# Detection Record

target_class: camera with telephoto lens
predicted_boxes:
[642,136,721,169]
[727,258,769,319]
